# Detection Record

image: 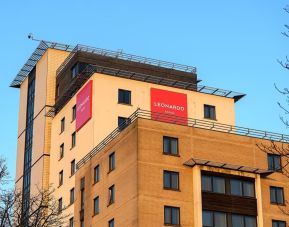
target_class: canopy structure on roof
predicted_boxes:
[184,158,273,177]
[10,40,75,88]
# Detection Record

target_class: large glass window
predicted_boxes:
[232,214,256,227]
[270,186,284,205]
[231,179,255,197]
[201,175,225,194]
[163,170,179,190]
[164,206,180,225]
[268,154,281,171]
[202,210,227,227]
[118,89,131,104]
[163,136,178,155]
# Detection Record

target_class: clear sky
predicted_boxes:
[0,0,288,181]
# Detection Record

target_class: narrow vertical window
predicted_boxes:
[93,196,99,215]
[80,177,85,210]
[204,104,216,120]
[94,165,100,183]
[163,136,178,155]
[58,198,63,213]
[108,219,114,227]
[72,105,76,121]
[164,206,180,225]
[70,187,75,204]
[59,170,63,186]
[71,132,76,148]
[59,143,64,159]
[109,152,115,172]
[60,117,65,133]
[108,185,115,205]
[71,159,76,176]
[69,217,74,227]
[71,63,79,78]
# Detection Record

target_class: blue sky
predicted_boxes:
[0,0,288,181]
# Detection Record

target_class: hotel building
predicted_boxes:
[12,40,289,227]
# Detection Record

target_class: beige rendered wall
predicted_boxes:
[136,118,289,227]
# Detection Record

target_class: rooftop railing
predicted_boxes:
[76,109,289,170]
[56,44,197,76]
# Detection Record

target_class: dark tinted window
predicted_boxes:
[60,117,65,133]
[201,175,225,194]
[71,159,76,176]
[118,116,131,130]
[118,89,131,104]
[270,186,284,204]
[70,188,75,204]
[72,105,76,121]
[204,105,216,120]
[93,196,99,215]
[109,152,115,172]
[60,143,64,159]
[109,185,115,205]
[203,210,213,227]
[213,176,225,194]
[268,154,281,171]
[163,171,179,190]
[109,219,114,227]
[202,210,227,227]
[164,206,180,225]
[58,198,62,213]
[272,220,286,227]
[94,165,100,183]
[59,170,63,186]
[71,132,76,148]
[163,136,178,155]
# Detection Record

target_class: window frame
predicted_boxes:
[71,132,76,148]
[60,117,65,133]
[109,152,115,173]
[70,187,75,205]
[59,170,63,187]
[118,89,131,105]
[59,143,64,160]
[94,165,100,184]
[71,159,76,176]
[163,170,180,191]
[108,184,115,206]
[204,104,216,120]
[163,136,179,156]
[270,186,285,205]
[72,105,76,122]
[93,196,99,215]
[69,217,74,227]
[272,220,286,227]
[108,219,114,227]
[268,154,282,172]
[164,205,180,226]
[58,197,63,213]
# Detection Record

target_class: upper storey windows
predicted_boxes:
[204,104,216,120]
[118,89,131,105]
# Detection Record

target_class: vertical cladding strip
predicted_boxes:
[255,175,264,227]
[22,74,36,222]
[193,166,202,227]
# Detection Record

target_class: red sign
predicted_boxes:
[150,88,188,125]
[76,80,93,131]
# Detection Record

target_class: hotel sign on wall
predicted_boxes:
[76,80,93,131]
[150,88,188,125]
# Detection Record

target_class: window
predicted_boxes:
[72,105,76,121]
[71,159,76,176]
[59,170,63,186]
[109,219,114,227]
[56,84,60,97]
[201,175,225,194]
[163,136,178,155]
[70,188,75,205]
[230,179,255,197]
[270,186,284,205]
[60,117,65,133]
[202,174,255,198]
[118,89,131,104]
[164,206,180,225]
[94,165,100,183]
[109,152,115,172]
[69,217,74,227]
[108,185,115,205]
[58,198,63,213]
[204,104,216,120]
[59,143,64,159]
[118,116,131,130]
[71,63,79,78]
[93,196,99,215]
[272,220,286,227]
[71,132,76,148]
[202,211,256,227]
[80,177,85,210]
[268,154,281,171]
[163,171,179,190]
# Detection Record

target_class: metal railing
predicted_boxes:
[76,109,289,170]
[56,44,197,76]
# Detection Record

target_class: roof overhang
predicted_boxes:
[184,158,273,177]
